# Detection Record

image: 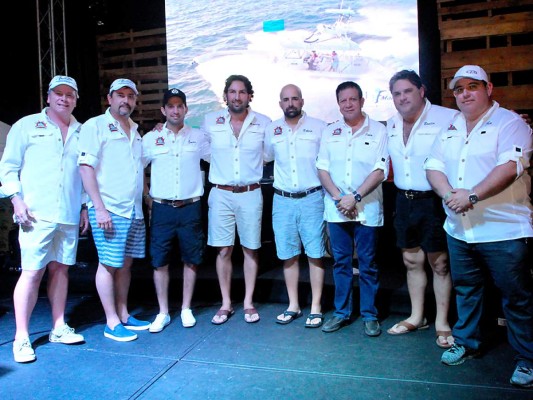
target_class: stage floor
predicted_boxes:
[0,259,530,399]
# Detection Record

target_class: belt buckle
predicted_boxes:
[233,185,245,193]
[171,200,183,207]
[405,190,414,200]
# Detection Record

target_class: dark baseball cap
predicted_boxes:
[163,88,187,106]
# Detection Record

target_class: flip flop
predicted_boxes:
[387,318,429,335]
[305,313,324,328]
[244,307,260,323]
[436,330,454,349]
[211,308,234,325]
[276,310,303,325]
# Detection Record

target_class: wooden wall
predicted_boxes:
[438,0,533,112]
[96,28,168,134]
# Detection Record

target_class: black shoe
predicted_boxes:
[364,320,381,337]
[322,316,347,333]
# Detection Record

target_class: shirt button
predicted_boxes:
[405,156,408,160]
[459,177,463,181]
[461,159,465,162]
[347,158,351,161]
[406,173,409,176]
[465,141,469,144]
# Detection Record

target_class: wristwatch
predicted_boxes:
[468,192,479,204]
[352,191,362,203]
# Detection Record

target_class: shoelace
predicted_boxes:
[516,366,532,375]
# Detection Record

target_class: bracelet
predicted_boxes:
[143,194,151,200]
[81,203,88,210]
[443,191,452,201]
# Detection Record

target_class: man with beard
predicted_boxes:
[142,88,209,331]
[0,76,88,362]
[202,75,270,324]
[317,81,388,336]
[79,78,150,341]
[264,84,326,328]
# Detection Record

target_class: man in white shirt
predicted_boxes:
[0,76,88,363]
[79,78,150,342]
[425,65,533,388]
[386,70,457,349]
[317,81,389,336]
[142,88,209,331]
[202,75,270,324]
[264,84,326,328]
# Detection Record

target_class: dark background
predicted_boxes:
[0,0,440,125]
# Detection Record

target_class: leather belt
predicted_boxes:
[215,183,261,193]
[152,197,200,208]
[274,186,323,199]
[398,189,435,200]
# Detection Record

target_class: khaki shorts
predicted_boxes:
[18,220,79,271]
[207,187,263,249]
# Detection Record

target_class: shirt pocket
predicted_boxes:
[297,135,319,155]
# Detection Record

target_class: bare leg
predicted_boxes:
[47,261,69,329]
[116,256,132,322]
[182,263,197,310]
[95,262,120,329]
[428,250,453,345]
[13,268,46,340]
[242,246,258,312]
[277,255,300,322]
[388,247,427,333]
[153,265,169,315]
[308,257,324,315]
[212,246,233,324]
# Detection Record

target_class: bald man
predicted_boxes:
[264,84,327,328]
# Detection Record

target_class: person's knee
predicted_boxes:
[217,246,233,260]
[428,252,449,276]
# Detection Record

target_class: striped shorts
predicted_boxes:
[88,208,146,268]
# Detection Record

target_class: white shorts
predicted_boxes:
[18,220,79,271]
[207,187,263,249]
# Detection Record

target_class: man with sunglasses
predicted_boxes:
[425,65,533,388]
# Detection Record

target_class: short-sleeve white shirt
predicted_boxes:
[316,115,389,226]
[142,124,209,200]
[264,112,325,192]
[424,101,533,243]
[0,108,83,224]
[202,108,270,185]
[387,100,458,191]
[78,108,144,220]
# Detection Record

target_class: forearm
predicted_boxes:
[426,170,453,198]
[318,169,342,199]
[357,169,384,198]
[79,165,106,210]
[471,161,517,200]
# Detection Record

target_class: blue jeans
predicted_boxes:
[447,235,533,367]
[328,222,379,321]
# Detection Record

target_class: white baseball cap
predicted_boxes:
[49,75,79,97]
[449,65,489,89]
[109,78,138,95]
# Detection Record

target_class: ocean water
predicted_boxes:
[165,0,419,126]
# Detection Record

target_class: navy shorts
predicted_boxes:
[149,200,205,267]
[393,192,447,253]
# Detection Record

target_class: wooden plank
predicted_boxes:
[98,50,167,65]
[438,0,533,17]
[98,37,167,51]
[441,45,533,71]
[439,12,533,39]
[96,28,166,42]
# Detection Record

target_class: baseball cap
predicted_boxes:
[109,78,138,95]
[49,75,79,97]
[162,88,187,106]
[448,65,488,89]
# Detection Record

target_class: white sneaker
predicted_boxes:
[181,308,196,328]
[49,324,85,344]
[13,338,36,363]
[149,313,171,333]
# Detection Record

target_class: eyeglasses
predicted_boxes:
[453,82,484,95]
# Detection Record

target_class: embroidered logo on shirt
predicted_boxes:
[155,136,165,146]
[108,123,118,132]
[447,124,457,131]
[35,121,47,129]
[332,128,342,136]
[274,126,283,135]
[216,116,225,124]
[424,122,435,125]
[303,129,312,133]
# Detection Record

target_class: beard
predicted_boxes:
[283,108,302,119]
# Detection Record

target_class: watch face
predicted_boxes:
[469,194,478,204]
[354,194,362,202]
